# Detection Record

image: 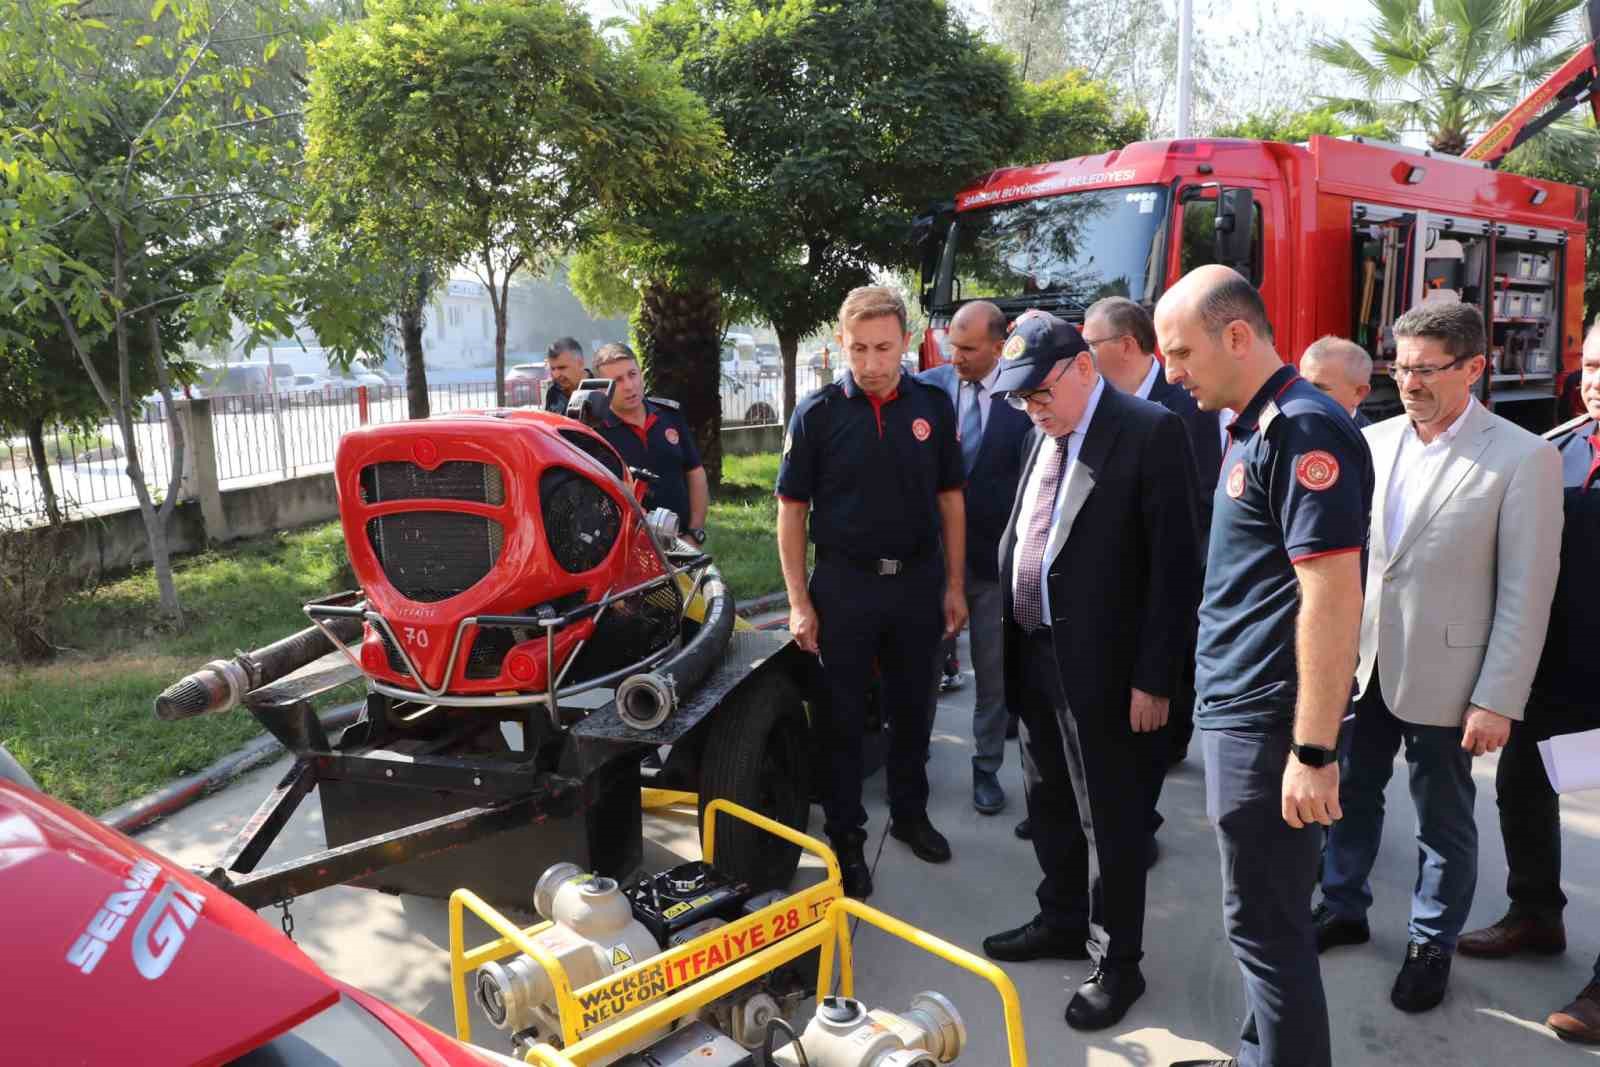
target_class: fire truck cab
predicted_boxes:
[915,134,1587,430]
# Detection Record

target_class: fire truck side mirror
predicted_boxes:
[567,378,615,428]
[912,201,954,311]
[1213,187,1255,274]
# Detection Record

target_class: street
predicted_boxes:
[136,626,1600,1066]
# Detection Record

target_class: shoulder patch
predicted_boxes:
[647,396,680,411]
[1295,450,1340,491]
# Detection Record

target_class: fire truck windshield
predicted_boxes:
[936,185,1169,315]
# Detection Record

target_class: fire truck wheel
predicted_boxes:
[698,673,811,890]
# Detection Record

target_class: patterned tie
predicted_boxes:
[960,381,984,475]
[1014,435,1070,632]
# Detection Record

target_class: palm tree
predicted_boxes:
[1313,0,1589,156]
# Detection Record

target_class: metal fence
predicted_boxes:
[0,407,176,523]
[1,368,833,524]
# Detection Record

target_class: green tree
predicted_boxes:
[305,0,721,408]
[631,0,1029,419]
[1014,72,1148,165]
[1313,0,1591,155]
[0,0,317,626]
[1210,106,1395,143]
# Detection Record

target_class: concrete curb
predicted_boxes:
[110,594,792,836]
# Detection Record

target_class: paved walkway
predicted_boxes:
[138,634,1600,1065]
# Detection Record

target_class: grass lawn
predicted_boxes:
[0,453,784,815]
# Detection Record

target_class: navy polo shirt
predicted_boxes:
[776,370,963,560]
[596,399,703,527]
[1195,365,1374,730]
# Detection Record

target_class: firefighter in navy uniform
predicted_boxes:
[776,286,968,899]
[593,343,709,543]
[1156,266,1373,1067]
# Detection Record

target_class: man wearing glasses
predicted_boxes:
[982,311,1199,1032]
[1314,301,1562,1015]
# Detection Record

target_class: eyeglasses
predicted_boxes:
[1081,333,1127,349]
[1004,360,1074,410]
[1389,355,1470,382]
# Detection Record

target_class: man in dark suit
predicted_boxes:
[1086,295,1218,781]
[981,311,1201,1031]
[918,301,1033,815]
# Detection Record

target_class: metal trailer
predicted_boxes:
[172,570,818,914]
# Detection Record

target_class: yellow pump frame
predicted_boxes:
[448,800,1027,1065]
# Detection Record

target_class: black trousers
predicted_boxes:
[1204,724,1330,1067]
[1017,630,1161,970]
[1498,691,1598,920]
[809,554,943,842]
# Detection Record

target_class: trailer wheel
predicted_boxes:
[699,673,811,889]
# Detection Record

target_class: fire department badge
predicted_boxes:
[1226,461,1246,499]
[665,427,680,445]
[911,417,932,442]
[1295,450,1340,491]
[1002,334,1027,361]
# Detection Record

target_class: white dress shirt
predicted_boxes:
[958,361,1002,437]
[1385,397,1477,551]
[1132,357,1161,400]
[1012,376,1106,626]
[1217,407,1236,458]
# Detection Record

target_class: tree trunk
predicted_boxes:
[402,267,431,420]
[635,280,723,490]
[25,417,61,527]
[778,329,801,425]
[494,274,511,408]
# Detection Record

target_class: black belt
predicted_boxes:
[815,544,933,576]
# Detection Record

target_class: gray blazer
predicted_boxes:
[1358,402,1563,726]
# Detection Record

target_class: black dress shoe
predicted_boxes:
[983,916,1089,962]
[830,833,873,900]
[1014,817,1032,840]
[888,815,951,863]
[1391,940,1451,1013]
[1066,965,1146,1030]
[1311,902,1371,953]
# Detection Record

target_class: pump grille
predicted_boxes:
[365,512,504,603]
[359,460,504,505]
[540,468,622,574]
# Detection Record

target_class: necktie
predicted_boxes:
[1014,435,1070,632]
[960,381,984,475]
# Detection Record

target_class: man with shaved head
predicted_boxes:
[1300,335,1374,426]
[919,301,1034,814]
[1155,265,1373,1067]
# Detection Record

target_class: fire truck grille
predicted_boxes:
[566,581,682,682]
[540,468,622,574]
[365,512,504,603]
[359,461,504,506]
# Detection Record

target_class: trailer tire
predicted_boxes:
[699,673,811,890]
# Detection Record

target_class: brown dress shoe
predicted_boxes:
[1548,982,1600,1044]
[1457,913,1566,958]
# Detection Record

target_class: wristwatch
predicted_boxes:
[1290,741,1336,768]
[685,527,707,546]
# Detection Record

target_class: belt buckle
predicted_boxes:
[876,558,903,576]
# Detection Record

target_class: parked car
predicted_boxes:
[321,369,390,403]
[755,343,781,380]
[278,373,328,405]
[719,371,779,426]
[504,362,549,407]
[198,363,273,412]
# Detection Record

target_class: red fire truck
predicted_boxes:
[913,18,1600,431]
